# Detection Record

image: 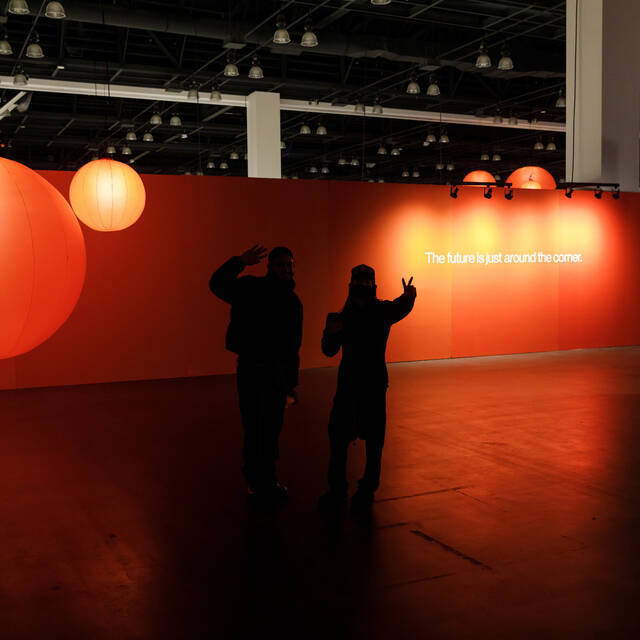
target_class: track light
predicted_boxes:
[594,187,603,199]
[498,46,514,71]
[0,33,12,56]
[426,76,440,97]
[210,85,221,101]
[483,186,493,199]
[224,52,239,77]
[406,73,421,95]
[316,123,327,136]
[555,89,566,108]
[449,185,459,198]
[248,55,264,79]
[533,136,544,150]
[143,132,154,142]
[612,187,620,199]
[45,1,65,18]
[150,112,162,125]
[26,34,44,59]
[169,114,182,127]
[564,187,573,198]
[273,14,291,44]
[476,42,491,69]
[299,123,311,135]
[301,22,319,47]
[125,131,137,142]
[480,152,490,161]
[377,145,388,155]
[8,0,29,15]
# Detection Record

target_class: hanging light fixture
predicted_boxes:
[338,157,347,166]
[179,131,188,139]
[426,76,440,97]
[412,170,420,178]
[435,162,444,170]
[373,99,383,114]
[150,111,162,125]
[406,73,421,95]
[210,84,222,101]
[316,123,328,136]
[492,152,502,161]
[219,160,229,170]
[13,66,28,86]
[187,83,198,99]
[121,145,132,156]
[229,151,240,160]
[439,129,450,144]
[377,178,385,183]
[308,165,318,174]
[508,114,518,125]
[224,52,239,77]
[366,162,376,169]
[480,152,490,161]
[533,136,544,150]
[206,160,215,169]
[371,0,392,5]
[351,157,360,166]
[273,14,291,44]
[248,55,264,79]
[125,131,137,142]
[301,21,319,47]
[280,140,286,149]
[476,42,491,69]
[143,132,154,142]
[555,89,566,108]
[45,1,65,18]
[391,147,400,156]
[354,101,365,113]
[493,111,503,124]
[377,145,388,155]
[26,33,44,59]
[446,163,455,171]
[299,123,311,135]
[546,137,557,151]
[8,0,30,15]
[169,113,182,127]
[401,170,409,178]
[498,46,514,70]
[426,131,437,144]
[321,165,329,174]
[0,32,12,56]
[106,145,116,155]
[422,137,430,147]
[494,174,501,182]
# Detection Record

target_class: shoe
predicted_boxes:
[350,488,374,513]
[317,489,347,512]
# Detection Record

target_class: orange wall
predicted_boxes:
[0,173,638,390]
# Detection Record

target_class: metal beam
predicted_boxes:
[0,77,565,132]
[0,90,27,121]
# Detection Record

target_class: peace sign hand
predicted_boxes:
[239,244,268,266]
[402,276,417,300]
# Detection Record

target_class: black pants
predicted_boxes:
[236,358,287,492]
[327,388,387,494]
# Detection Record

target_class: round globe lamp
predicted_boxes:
[70,159,146,231]
[0,158,86,359]
[506,166,556,190]
[462,170,495,185]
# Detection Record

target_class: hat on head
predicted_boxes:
[351,264,375,284]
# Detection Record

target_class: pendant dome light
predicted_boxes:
[26,33,44,59]
[150,111,162,125]
[0,157,86,359]
[377,145,388,155]
[401,170,409,177]
[142,132,154,142]
[8,0,30,15]
[476,42,491,69]
[224,52,239,77]
[229,151,240,160]
[371,0,392,4]
[372,99,383,114]
[545,137,557,151]
[187,83,198,99]
[426,131,437,144]
[493,111,503,124]
[316,123,328,136]
[426,75,440,97]
[0,32,12,56]
[125,131,137,142]
[301,21,319,47]
[480,152,490,161]
[492,152,502,161]
[308,165,318,174]
[497,46,514,70]
[206,160,215,169]
[493,174,501,182]
[169,113,182,127]
[219,160,229,170]
[248,55,264,79]
[435,162,444,170]
[391,147,400,156]
[121,145,132,156]
[412,170,420,178]
[106,145,116,155]
[406,73,421,94]
[12,67,28,87]
[439,129,450,144]
[377,178,385,183]
[45,1,65,18]
[351,157,360,166]
[69,159,146,232]
[280,140,286,149]
[555,89,566,108]
[210,84,222,101]
[299,123,311,135]
[338,157,347,165]
[321,165,329,174]
[354,101,365,113]
[366,162,376,169]
[446,163,455,171]
[273,14,291,44]
[508,114,518,125]
[533,136,544,150]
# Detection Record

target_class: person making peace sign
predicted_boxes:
[319,264,416,513]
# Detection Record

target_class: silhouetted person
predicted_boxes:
[209,245,302,503]
[319,265,416,512]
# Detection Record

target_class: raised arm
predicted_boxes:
[208,244,267,304]
[321,312,343,357]
[384,276,417,324]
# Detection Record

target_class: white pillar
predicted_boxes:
[566,0,640,191]
[246,91,281,179]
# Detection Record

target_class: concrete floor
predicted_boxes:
[0,347,638,639]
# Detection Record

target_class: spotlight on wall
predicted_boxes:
[612,187,620,199]
[564,187,573,198]
[594,187,603,199]
[504,186,514,200]
[449,185,459,199]
[483,186,493,199]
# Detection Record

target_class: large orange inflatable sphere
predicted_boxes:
[463,170,495,184]
[506,166,556,190]
[70,159,146,231]
[0,158,86,359]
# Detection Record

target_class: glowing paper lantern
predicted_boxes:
[507,166,556,190]
[70,159,146,231]
[0,158,86,359]
[462,170,495,185]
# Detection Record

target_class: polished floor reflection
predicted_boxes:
[0,347,638,639]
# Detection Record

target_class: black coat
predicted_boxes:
[321,294,415,391]
[209,257,303,391]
